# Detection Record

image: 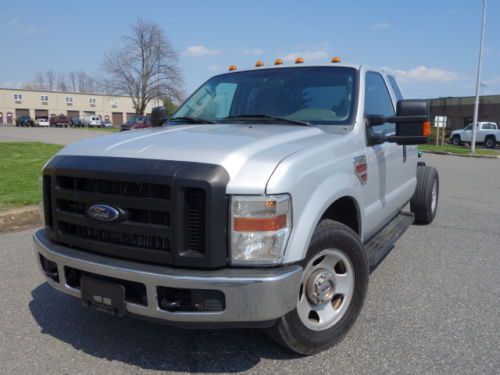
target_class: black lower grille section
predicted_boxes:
[43,156,229,268]
[58,221,170,251]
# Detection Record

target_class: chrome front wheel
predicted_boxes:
[297,249,355,331]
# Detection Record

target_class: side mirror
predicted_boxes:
[368,99,431,145]
[151,106,168,127]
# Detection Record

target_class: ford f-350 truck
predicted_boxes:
[35,59,439,355]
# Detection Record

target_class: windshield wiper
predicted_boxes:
[169,116,215,124]
[222,114,311,126]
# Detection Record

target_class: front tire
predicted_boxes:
[451,135,461,146]
[266,220,369,355]
[411,166,439,224]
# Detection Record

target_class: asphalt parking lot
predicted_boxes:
[1,153,499,374]
[0,126,110,145]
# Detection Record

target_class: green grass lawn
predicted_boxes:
[0,142,63,210]
[419,144,499,156]
[69,127,119,133]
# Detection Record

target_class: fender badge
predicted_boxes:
[353,155,368,185]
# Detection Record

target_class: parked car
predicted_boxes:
[70,117,83,127]
[102,119,113,128]
[50,115,69,127]
[120,115,152,131]
[35,118,50,127]
[36,61,439,355]
[82,116,102,128]
[450,122,499,148]
[15,115,34,127]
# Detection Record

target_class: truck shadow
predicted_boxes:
[29,283,299,372]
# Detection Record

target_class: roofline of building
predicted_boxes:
[430,94,500,100]
[0,87,135,98]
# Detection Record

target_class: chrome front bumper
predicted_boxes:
[33,229,302,324]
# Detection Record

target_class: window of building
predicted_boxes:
[65,97,73,104]
[89,97,96,105]
[111,98,118,107]
[41,95,49,102]
[13,94,23,101]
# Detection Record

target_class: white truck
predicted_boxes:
[450,122,499,148]
[35,61,439,355]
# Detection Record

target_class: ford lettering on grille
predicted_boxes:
[87,204,121,222]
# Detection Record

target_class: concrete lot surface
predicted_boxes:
[0,154,499,374]
[0,126,109,145]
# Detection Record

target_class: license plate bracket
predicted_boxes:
[81,276,126,316]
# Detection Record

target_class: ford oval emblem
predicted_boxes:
[87,204,121,222]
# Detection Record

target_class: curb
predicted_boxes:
[0,205,42,233]
[421,150,500,159]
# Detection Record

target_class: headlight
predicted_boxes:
[230,194,292,265]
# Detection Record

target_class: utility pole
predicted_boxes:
[471,0,487,153]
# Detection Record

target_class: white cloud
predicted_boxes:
[483,74,500,86]
[387,66,463,83]
[1,17,46,35]
[207,64,222,72]
[183,45,222,57]
[283,49,329,63]
[370,22,391,30]
[239,48,263,56]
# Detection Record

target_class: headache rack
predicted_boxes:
[42,156,229,268]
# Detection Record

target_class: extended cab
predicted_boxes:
[450,122,499,148]
[35,62,439,355]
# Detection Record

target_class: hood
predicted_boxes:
[58,124,337,193]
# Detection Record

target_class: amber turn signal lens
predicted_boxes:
[228,65,237,71]
[274,58,284,65]
[295,57,304,64]
[331,57,341,63]
[422,121,432,137]
[234,214,287,232]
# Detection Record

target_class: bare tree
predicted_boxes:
[102,19,182,114]
[68,71,78,92]
[57,73,68,92]
[77,71,96,93]
[45,70,56,91]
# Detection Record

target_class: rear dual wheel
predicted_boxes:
[266,220,369,355]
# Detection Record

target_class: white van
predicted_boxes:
[82,116,102,127]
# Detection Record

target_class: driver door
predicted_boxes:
[362,72,408,238]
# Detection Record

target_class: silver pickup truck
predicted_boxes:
[450,121,499,148]
[35,61,439,355]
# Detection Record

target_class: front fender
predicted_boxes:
[266,146,363,264]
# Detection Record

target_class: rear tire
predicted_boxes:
[265,220,369,355]
[485,136,496,149]
[410,166,439,224]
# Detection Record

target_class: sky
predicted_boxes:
[1,0,499,99]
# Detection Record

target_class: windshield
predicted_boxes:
[173,67,357,125]
[127,116,145,123]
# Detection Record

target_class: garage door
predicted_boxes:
[67,110,80,119]
[112,112,123,126]
[126,113,136,120]
[35,109,49,119]
[15,109,30,118]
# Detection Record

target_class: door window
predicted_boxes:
[365,72,395,137]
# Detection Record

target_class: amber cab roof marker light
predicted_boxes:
[255,60,264,67]
[274,58,284,65]
[331,57,341,63]
[295,57,304,64]
[228,65,237,71]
